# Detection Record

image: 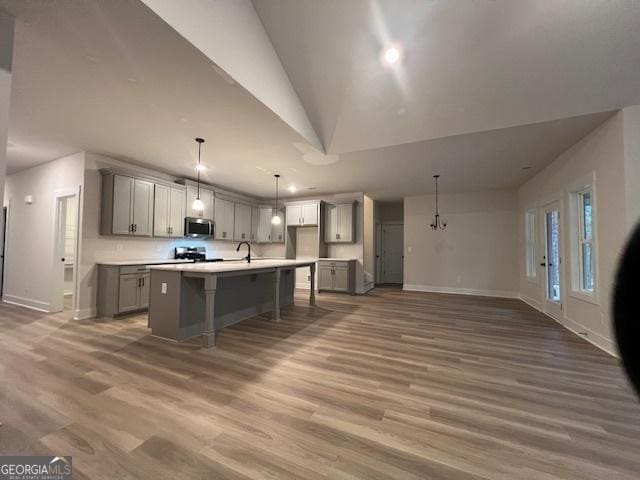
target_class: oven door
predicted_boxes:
[184,217,214,238]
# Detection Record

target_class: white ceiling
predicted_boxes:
[0,0,635,199]
[253,0,640,154]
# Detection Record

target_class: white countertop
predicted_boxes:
[319,257,358,261]
[97,259,194,266]
[148,258,316,273]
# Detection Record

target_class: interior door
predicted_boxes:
[153,184,170,237]
[169,187,185,236]
[132,179,153,236]
[542,201,563,320]
[382,224,404,284]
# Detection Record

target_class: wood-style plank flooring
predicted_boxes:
[1,288,640,479]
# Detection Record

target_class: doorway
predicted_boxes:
[380,224,404,284]
[51,194,78,313]
[0,206,6,297]
[542,200,563,320]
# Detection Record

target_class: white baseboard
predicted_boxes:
[518,294,543,311]
[2,294,51,313]
[403,284,519,299]
[72,307,97,320]
[518,294,617,357]
[295,282,311,290]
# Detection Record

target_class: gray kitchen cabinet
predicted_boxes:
[234,203,252,241]
[98,264,152,317]
[318,259,356,294]
[154,184,186,237]
[271,208,285,242]
[186,185,214,219]
[257,207,274,242]
[286,202,319,227]
[324,202,356,243]
[102,174,153,236]
[214,197,235,240]
[250,206,260,241]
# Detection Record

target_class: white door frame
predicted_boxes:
[540,198,564,321]
[51,188,81,313]
[0,203,8,298]
[381,222,404,284]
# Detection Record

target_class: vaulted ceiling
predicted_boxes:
[1,0,638,199]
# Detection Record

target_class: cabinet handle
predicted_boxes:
[133,224,137,232]
[242,233,245,239]
[268,234,271,240]
[302,217,305,225]
[141,277,145,287]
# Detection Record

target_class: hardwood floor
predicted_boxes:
[1,288,639,479]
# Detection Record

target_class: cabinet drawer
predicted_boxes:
[319,261,348,270]
[120,265,151,275]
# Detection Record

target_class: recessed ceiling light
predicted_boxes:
[288,185,297,193]
[383,46,401,65]
[195,164,207,172]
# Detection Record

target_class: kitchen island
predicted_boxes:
[147,259,316,348]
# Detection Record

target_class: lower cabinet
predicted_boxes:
[317,259,356,294]
[98,264,151,317]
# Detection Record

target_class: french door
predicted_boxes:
[542,201,563,320]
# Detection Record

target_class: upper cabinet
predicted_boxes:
[257,207,273,242]
[286,202,320,227]
[325,202,356,243]
[102,174,154,236]
[214,197,235,240]
[186,185,214,220]
[154,184,186,237]
[234,203,252,241]
[271,208,285,242]
[250,206,260,242]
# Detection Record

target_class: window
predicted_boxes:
[525,209,536,278]
[577,189,594,292]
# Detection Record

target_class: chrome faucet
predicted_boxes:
[236,241,251,263]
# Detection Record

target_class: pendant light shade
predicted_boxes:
[430,174,447,230]
[192,137,205,213]
[271,174,281,225]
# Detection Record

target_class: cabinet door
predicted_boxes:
[153,184,171,237]
[214,198,234,240]
[186,186,214,219]
[132,179,154,236]
[333,267,349,292]
[337,203,354,242]
[318,266,334,290]
[324,204,338,242]
[234,203,252,241]
[271,208,285,242]
[301,203,318,226]
[138,274,150,309]
[258,207,273,242]
[112,175,134,235]
[169,187,186,237]
[286,205,301,226]
[118,274,141,312]
[250,206,259,241]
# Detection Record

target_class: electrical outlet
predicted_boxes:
[161,283,167,294]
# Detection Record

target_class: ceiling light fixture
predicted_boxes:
[192,137,206,213]
[430,175,447,230]
[271,174,282,225]
[383,46,401,65]
[195,163,207,172]
[288,185,297,193]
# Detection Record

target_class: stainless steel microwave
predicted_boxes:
[184,217,214,238]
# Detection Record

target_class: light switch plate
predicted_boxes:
[161,283,167,294]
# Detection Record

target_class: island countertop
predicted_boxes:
[147,258,316,274]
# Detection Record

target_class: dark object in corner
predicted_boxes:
[614,220,640,399]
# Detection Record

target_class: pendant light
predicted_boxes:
[192,137,205,213]
[271,174,282,225]
[430,174,447,230]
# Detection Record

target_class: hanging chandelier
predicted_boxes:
[271,174,282,225]
[192,137,206,213]
[430,174,447,230]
